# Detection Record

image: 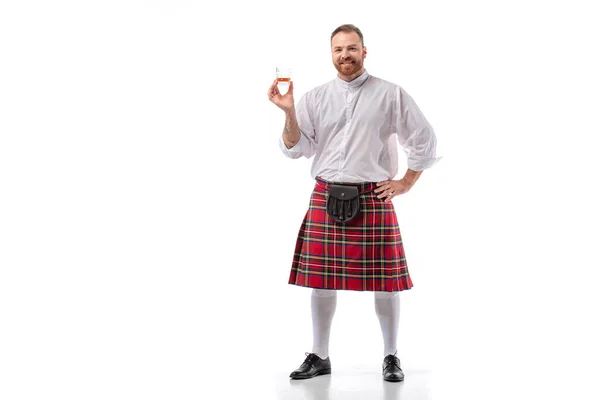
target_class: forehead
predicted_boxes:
[331,31,362,48]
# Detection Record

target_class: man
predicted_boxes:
[267,24,440,382]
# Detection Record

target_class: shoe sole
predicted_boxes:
[290,368,331,379]
[383,376,404,382]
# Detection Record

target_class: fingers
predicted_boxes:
[268,79,281,99]
[376,187,392,199]
[268,77,296,100]
[375,180,407,202]
[374,181,396,200]
[374,181,390,194]
[384,191,395,202]
[269,78,278,91]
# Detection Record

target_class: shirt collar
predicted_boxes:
[335,69,370,89]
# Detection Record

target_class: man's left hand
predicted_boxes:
[374,179,412,202]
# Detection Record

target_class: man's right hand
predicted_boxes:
[267,79,295,112]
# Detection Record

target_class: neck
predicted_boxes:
[338,67,365,82]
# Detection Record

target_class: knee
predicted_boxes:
[374,291,399,300]
[313,289,337,298]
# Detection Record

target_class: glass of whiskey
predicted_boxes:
[276,67,292,83]
[276,67,292,93]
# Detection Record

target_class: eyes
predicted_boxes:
[334,48,358,53]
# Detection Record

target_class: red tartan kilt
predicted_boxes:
[288,177,413,292]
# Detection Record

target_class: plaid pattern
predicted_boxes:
[288,177,414,292]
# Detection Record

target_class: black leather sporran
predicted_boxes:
[326,184,361,223]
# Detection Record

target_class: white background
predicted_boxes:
[1,0,599,399]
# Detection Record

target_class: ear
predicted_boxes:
[363,46,367,58]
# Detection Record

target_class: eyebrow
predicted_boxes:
[333,45,360,49]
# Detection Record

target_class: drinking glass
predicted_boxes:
[276,67,292,83]
[276,66,292,94]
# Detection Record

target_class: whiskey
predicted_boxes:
[276,77,291,83]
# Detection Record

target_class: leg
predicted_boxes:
[290,289,336,379]
[374,291,404,382]
[374,291,400,357]
[311,288,337,359]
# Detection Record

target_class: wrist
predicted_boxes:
[283,136,299,149]
[401,169,422,187]
[399,177,414,188]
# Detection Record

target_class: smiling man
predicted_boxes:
[267,24,441,382]
[331,29,365,79]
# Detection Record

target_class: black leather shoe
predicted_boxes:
[289,352,331,379]
[382,354,404,382]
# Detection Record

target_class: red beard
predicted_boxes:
[334,58,363,77]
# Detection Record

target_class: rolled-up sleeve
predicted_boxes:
[394,87,442,171]
[279,94,317,159]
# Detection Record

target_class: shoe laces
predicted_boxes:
[302,352,321,366]
[383,351,401,370]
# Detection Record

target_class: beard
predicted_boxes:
[334,57,363,77]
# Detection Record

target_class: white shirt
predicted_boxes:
[279,70,441,182]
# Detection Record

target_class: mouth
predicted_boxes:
[340,61,355,65]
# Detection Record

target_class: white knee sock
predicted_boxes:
[311,289,337,359]
[374,291,400,357]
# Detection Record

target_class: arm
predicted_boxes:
[276,93,317,159]
[268,79,317,159]
[395,86,441,172]
[375,168,423,201]
[402,168,423,187]
[375,88,440,201]
[282,108,301,149]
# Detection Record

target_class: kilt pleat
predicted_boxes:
[288,177,414,292]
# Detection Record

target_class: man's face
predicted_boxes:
[331,32,366,79]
